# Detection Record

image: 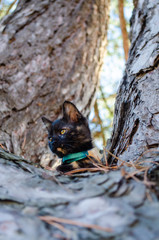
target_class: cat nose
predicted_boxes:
[49,139,58,153]
[52,141,57,146]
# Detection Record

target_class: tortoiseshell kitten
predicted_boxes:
[42,101,101,173]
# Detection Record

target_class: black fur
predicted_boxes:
[42,101,93,159]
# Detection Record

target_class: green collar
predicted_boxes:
[62,151,88,164]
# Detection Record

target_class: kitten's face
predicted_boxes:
[42,101,93,158]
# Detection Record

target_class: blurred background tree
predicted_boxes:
[90,0,133,148]
[0,0,17,18]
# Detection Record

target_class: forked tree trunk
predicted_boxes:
[108,0,159,163]
[0,0,110,162]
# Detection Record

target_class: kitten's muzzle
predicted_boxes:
[49,139,57,152]
[49,138,62,153]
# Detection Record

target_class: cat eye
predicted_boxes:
[48,137,52,142]
[60,129,66,135]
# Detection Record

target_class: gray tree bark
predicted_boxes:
[108,0,159,163]
[1,146,159,240]
[1,2,159,239]
[0,0,110,162]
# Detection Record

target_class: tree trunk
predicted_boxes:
[118,0,129,61]
[0,0,110,162]
[108,0,159,163]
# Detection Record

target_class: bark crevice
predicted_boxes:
[107,0,159,163]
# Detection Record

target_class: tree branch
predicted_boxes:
[118,0,129,61]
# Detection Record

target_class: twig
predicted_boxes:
[46,220,72,235]
[103,147,108,166]
[0,144,7,151]
[5,0,17,15]
[92,163,109,172]
[135,149,159,164]
[118,0,129,60]
[105,149,130,166]
[125,168,148,179]
[40,216,113,233]
[143,167,156,187]
[137,160,159,166]
[124,167,156,187]
[94,100,106,146]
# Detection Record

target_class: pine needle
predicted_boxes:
[40,215,113,233]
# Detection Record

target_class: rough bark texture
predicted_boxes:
[1,147,159,240]
[1,2,159,238]
[0,0,110,162]
[108,0,159,163]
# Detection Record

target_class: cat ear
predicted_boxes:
[42,117,52,132]
[63,101,84,122]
